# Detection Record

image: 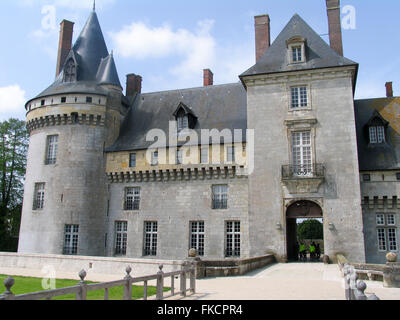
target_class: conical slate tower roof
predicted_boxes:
[97,52,122,88]
[72,10,109,82]
[29,9,122,101]
[241,14,357,77]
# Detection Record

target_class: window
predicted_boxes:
[151,151,158,166]
[376,214,385,226]
[227,146,235,163]
[200,147,209,164]
[387,214,396,226]
[226,221,240,257]
[86,97,93,103]
[363,174,371,182]
[377,228,387,251]
[33,183,45,210]
[144,222,157,256]
[212,185,228,209]
[129,153,136,168]
[63,225,79,255]
[291,87,308,109]
[45,135,58,165]
[292,131,312,175]
[125,187,140,211]
[292,46,302,62]
[64,59,76,82]
[369,126,385,144]
[176,148,183,165]
[61,97,67,103]
[190,221,205,256]
[388,229,398,251]
[177,115,189,132]
[396,173,400,181]
[376,213,398,252]
[115,221,128,255]
[41,100,45,106]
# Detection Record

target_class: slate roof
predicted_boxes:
[354,98,400,171]
[26,10,122,105]
[240,14,357,78]
[106,82,248,152]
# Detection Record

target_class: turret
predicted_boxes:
[18,9,129,256]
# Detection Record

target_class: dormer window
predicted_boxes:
[177,115,189,132]
[292,46,302,62]
[173,102,197,133]
[64,59,76,83]
[369,126,385,144]
[287,36,306,64]
[366,111,389,145]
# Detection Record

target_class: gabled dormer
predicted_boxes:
[173,102,197,132]
[366,110,389,145]
[62,50,78,83]
[286,36,307,64]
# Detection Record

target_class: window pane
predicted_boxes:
[376,214,385,226]
[64,224,79,255]
[212,185,228,209]
[46,135,58,165]
[377,126,385,143]
[227,146,235,162]
[125,187,140,210]
[190,221,205,256]
[377,229,387,251]
[388,228,398,251]
[144,222,157,256]
[33,183,45,210]
[387,214,396,226]
[115,221,128,255]
[369,127,377,144]
[291,87,299,108]
[226,221,240,257]
[129,153,136,167]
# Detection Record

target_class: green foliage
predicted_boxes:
[0,119,29,251]
[297,219,323,240]
[0,274,168,300]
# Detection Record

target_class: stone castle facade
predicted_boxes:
[18,1,399,264]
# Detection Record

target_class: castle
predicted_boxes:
[18,0,399,265]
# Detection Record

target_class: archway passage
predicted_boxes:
[286,201,323,262]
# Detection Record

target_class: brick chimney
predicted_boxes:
[255,14,271,62]
[56,20,74,77]
[326,0,343,56]
[126,74,142,96]
[386,82,393,97]
[203,69,214,87]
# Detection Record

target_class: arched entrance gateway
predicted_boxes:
[286,200,323,261]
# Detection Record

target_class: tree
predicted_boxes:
[297,219,323,240]
[0,119,29,251]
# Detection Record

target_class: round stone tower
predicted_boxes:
[18,9,129,256]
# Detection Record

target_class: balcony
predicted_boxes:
[281,164,325,194]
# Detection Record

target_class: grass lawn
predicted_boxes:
[0,274,169,300]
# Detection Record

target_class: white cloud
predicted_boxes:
[0,85,27,121]
[111,19,217,79]
[110,19,255,91]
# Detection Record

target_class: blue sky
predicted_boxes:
[0,0,399,120]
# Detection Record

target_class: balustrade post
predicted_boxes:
[349,272,358,301]
[76,270,87,300]
[189,261,196,294]
[156,264,164,300]
[180,262,187,297]
[0,277,15,300]
[355,281,367,300]
[123,266,133,300]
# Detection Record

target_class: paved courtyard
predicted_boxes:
[1,263,400,300]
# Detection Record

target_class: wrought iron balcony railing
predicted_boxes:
[281,164,325,180]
